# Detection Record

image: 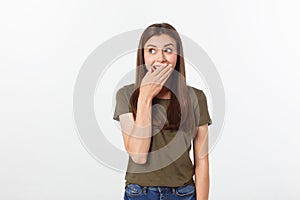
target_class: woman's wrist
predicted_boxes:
[138,90,153,103]
[138,94,153,105]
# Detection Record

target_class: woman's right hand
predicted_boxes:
[139,63,174,99]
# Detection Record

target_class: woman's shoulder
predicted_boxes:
[119,83,135,91]
[186,85,209,107]
[116,83,135,98]
[187,85,206,97]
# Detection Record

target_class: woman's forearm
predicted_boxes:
[195,158,210,200]
[127,93,152,164]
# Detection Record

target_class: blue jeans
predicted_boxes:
[124,183,196,200]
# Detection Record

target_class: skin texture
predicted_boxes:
[142,34,177,99]
[194,124,210,200]
[143,34,177,72]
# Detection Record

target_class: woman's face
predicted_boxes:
[143,34,178,71]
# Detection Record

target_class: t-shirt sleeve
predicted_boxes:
[194,89,212,127]
[113,87,132,121]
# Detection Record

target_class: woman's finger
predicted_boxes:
[155,64,172,80]
[151,63,168,75]
[159,67,173,85]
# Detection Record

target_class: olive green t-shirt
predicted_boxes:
[113,83,212,187]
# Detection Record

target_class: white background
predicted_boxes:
[1,0,299,199]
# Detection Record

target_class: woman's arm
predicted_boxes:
[193,124,210,200]
[119,65,173,164]
[119,94,153,164]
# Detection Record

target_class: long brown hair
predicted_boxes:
[130,23,195,134]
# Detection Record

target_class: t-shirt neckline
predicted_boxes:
[153,97,171,100]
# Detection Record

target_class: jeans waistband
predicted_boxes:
[146,186,176,193]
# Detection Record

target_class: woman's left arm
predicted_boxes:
[193,123,210,200]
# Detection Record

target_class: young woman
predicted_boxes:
[113,23,212,200]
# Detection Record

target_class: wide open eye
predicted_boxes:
[164,48,173,53]
[148,48,156,54]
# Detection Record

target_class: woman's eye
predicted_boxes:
[164,48,173,53]
[149,48,156,54]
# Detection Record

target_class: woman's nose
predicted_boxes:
[156,49,166,63]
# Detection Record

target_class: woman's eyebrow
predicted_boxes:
[146,44,157,48]
[164,43,175,47]
[146,43,175,48]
